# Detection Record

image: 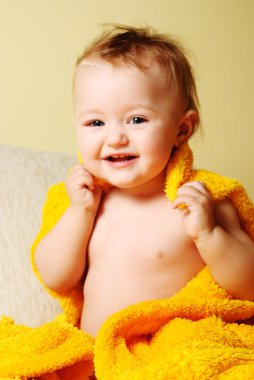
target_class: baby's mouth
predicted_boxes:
[105,154,137,162]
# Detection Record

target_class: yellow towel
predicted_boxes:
[1,143,254,379]
[0,316,94,379]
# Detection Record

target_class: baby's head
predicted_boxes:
[75,24,199,128]
[73,25,200,190]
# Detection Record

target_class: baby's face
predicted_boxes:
[74,59,186,193]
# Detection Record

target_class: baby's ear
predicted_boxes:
[174,110,198,147]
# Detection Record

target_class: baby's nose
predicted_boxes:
[105,125,129,147]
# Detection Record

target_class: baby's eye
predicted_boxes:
[88,120,105,127]
[129,116,147,125]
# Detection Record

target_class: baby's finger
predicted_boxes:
[68,164,81,176]
[67,165,95,191]
[180,180,206,192]
[78,170,95,191]
[68,164,88,178]
[173,183,213,209]
[172,195,195,209]
[177,181,212,199]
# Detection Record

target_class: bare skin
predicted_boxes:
[81,185,205,336]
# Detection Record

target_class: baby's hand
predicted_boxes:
[65,164,102,214]
[172,181,215,241]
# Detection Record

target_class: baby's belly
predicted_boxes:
[80,262,204,337]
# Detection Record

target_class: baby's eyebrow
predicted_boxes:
[78,109,103,119]
[126,103,156,112]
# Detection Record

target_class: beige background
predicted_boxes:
[0,0,253,200]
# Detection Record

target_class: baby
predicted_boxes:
[34,25,254,338]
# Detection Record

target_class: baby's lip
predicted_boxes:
[102,153,138,162]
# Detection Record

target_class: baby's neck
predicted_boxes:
[107,172,167,200]
[108,187,165,204]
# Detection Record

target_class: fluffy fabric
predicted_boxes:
[0,316,94,379]
[94,268,254,379]
[1,143,254,379]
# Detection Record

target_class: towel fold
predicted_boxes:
[0,316,94,379]
[94,267,254,379]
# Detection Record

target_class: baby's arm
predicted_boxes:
[34,165,101,293]
[172,181,254,300]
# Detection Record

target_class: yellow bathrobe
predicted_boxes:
[1,143,254,379]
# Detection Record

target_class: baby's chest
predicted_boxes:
[88,207,194,267]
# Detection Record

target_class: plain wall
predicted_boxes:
[0,0,253,200]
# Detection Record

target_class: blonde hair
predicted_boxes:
[76,24,200,130]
